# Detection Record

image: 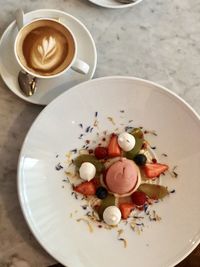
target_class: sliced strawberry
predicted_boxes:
[108,134,121,158]
[119,203,135,219]
[143,163,169,179]
[74,181,96,196]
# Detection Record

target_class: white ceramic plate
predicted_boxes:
[18,77,200,267]
[0,9,97,105]
[88,0,143,9]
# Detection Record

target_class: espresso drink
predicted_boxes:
[16,19,75,76]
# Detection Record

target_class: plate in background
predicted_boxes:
[88,0,143,9]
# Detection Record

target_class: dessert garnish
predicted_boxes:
[59,111,178,247]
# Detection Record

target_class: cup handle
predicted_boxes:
[71,59,90,75]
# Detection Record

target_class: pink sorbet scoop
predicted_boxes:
[105,158,138,195]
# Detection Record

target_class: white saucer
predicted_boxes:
[88,0,143,9]
[0,9,97,105]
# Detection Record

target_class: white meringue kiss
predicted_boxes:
[118,132,136,152]
[103,206,121,226]
[79,162,96,181]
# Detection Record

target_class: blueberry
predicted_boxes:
[96,187,108,199]
[134,154,147,166]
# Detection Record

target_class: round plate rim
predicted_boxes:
[88,0,143,9]
[17,76,200,267]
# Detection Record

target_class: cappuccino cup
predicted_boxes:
[14,18,90,78]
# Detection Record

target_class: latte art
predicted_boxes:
[19,21,75,76]
[38,36,57,63]
[30,34,65,71]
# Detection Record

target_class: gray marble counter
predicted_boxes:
[0,0,200,266]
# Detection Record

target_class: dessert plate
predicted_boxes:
[0,9,97,105]
[88,0,143,9]
[18,77,200,267]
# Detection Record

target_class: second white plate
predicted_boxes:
[88,0,143,9]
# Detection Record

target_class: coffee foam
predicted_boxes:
[34,36,57,69]
[28,30,67,72]
[16,19,75,76]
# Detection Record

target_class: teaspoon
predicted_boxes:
[115,0,136,4]
[18,71,37,97]
[15,9,38,97]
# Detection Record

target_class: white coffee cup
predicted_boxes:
[14,17,90,79]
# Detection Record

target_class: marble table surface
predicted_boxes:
[0,0,200,266]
